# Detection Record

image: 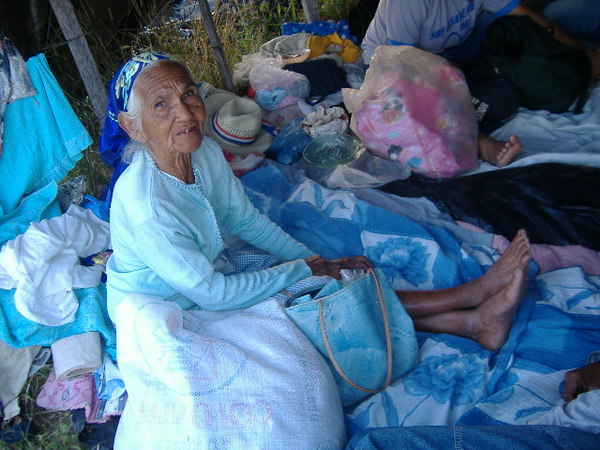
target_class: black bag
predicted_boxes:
[461,60,520,133]
[480,15,592,113]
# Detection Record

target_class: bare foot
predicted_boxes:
[398,230,531,317]
[474,229,531,298]
[467,251,530,351]
[478,133,521,167]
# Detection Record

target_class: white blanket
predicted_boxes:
[474,82,600,174]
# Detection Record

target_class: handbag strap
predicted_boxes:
[318,267,394,394]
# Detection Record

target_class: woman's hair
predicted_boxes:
[121,85,144,134]
[122,139,149,164]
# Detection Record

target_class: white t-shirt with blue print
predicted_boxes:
[361,0,520,64]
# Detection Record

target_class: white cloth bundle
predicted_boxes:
[0,205,110,325]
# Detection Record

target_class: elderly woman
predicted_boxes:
[102,52,372,322]
[104,52,531,352]
[99,52,540,449]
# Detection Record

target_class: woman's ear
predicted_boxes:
[118,113,146,143]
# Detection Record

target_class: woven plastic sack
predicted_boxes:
[343,46,478,179]
[113,295,346,449]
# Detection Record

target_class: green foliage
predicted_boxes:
[49,0,354,198]
[1,364,84,449]
[127,0,305,90]
[319,0,360,20]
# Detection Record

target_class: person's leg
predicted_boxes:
[398,229,530,318]
[412,264,527,350]
[396,229,531,351]
[477,130,521,167]
[461,61,521,134]
[346,425,600,450]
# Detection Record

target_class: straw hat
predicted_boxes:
[204,91,273,155]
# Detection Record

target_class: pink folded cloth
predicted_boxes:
[36,367,126,424]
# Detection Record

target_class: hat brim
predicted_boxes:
[204,91,273,155]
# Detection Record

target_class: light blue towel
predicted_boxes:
[0,181,60,246]
[0,53,91,220]
[0,285,116,357]
[0,54,115,355]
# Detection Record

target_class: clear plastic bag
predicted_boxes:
[343,46,478,179]
[299,147,411,189]
[249,58,310,111]
[325,150,411,188]
[269,118,313,164]
[233,52,272,85]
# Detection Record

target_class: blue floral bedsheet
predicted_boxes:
[241,163,600,434]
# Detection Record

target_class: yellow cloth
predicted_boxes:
[308,33,361,63]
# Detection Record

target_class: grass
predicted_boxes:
[48,0,363,199]
[51,0,347,198]
[6,0,354,447]
[1,363,83,449]
[53,0,361,199]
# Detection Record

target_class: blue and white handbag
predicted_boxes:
[285,267,418,407]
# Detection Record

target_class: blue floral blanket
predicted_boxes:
[241,162,600,434]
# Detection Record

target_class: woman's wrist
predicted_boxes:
[304,255,321,274]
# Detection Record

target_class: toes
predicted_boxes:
[509,134,521,147]
[511,229,527,247]
[496,147,508,162]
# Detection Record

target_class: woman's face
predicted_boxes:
[133,61,206,157]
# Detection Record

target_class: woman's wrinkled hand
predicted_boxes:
[562,361,600,402]
[304,255,373,279]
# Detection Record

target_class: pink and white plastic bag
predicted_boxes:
[343,46,478,178]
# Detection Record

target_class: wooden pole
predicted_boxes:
[196,0,235,92]
[48,0,107,124]
[301,0,320,23]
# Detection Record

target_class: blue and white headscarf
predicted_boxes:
[98,52,180,220]
[99,51,176,168]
